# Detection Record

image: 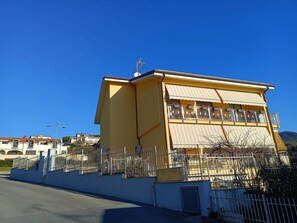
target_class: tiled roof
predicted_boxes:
[0,136,60,143]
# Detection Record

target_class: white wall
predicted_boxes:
[10,151,212,216]
[45,171,155,205]
[10,155,45,183]
[1,141,65,156]
[155,181,211,216]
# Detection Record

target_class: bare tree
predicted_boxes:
[204,128,275,165]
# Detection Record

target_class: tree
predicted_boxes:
[62,136,71,144]
[205,128,275,165]
[285,140,297,165]
[257,165,297,198]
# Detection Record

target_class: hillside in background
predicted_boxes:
[280,131,297,142]
[280,131,297,164]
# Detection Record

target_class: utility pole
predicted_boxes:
[46,122,66,154]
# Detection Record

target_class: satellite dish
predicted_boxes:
[134,72,141,77]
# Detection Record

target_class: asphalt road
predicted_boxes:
[0,174,193,223]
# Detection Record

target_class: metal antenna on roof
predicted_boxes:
[134,58,145,77]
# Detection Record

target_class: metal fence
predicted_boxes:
[211,190,297,223]
[50,146,158,177]
[164,151,257,189]
[12,155,40,170]
[49,147,257,188]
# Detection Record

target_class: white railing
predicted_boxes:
[49,147,257,188]
[270,113,280,126]
[167,104,268,124]
[50,147,157,177]
[168,152,257,188]
[211,191,297,223]
[12,155,40,170]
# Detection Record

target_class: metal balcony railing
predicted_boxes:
[270,113,280,126]
[167,104,268,124]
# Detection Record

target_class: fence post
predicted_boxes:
[206,154,210,181]
[154,145,157,175]
[110,157,113,175]
[123,147,127,178]
[81,149,84,174]
[26,158,29,170]
[64,152,67,172]
[251,152,257,170]
[197,145,203,180]
[262,194,270,223]
[251,152,258,186]
[16,157,20,169]
[100,148,103,175]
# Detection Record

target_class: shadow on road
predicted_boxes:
[102,206,191,223]
[2,174,196,223]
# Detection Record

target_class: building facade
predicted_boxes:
[70,133,100,146]
[0,135,67,157]
[94,69,287,161]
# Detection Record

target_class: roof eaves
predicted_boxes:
[103,76,130,83]
[154,69,275,88]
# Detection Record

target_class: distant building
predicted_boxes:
[70,133,100,146]
[0,135,67,156]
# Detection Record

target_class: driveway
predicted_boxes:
[0,174,198,223]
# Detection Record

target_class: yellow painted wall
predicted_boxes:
[134,79,167,152]
[241,105,264,110]
[109,83,138,152]
[99,85,110,149]
[136,79,163,137]
[140,123,166,152]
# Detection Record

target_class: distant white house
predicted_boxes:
[0,135,67,156]
[70,133,100,146]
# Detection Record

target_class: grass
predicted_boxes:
[0,167,11,173]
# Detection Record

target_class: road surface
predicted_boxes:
[0,174,193,223]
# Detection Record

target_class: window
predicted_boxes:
[26,150,36,155]
[53,140,57,148]
[1,141,8,144]
[13,140,19,148]
[39,141,48,145]
[28,140,34,148]
[170,99,180,106]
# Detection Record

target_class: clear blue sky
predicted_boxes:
[0,0,296,138]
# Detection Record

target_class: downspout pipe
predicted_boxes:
[130,81,141,145]
[160,73,169,152]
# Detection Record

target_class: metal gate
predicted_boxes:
[180,187,201,214]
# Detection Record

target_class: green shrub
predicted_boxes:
[257,165,297,198]
[0,160,13,167]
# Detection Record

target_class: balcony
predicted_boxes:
[167,104,268,125]
[270,113,280,127]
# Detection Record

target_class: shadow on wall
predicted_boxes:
[106,83,138,151]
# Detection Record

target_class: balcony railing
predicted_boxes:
[270,113,280,126]
[167,104,268,124]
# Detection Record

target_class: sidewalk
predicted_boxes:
[184,215,223,223]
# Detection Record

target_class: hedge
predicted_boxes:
[0,160,13,167]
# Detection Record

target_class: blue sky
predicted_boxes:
[0,0,296,138]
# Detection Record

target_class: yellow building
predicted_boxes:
[94,69,287,162]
